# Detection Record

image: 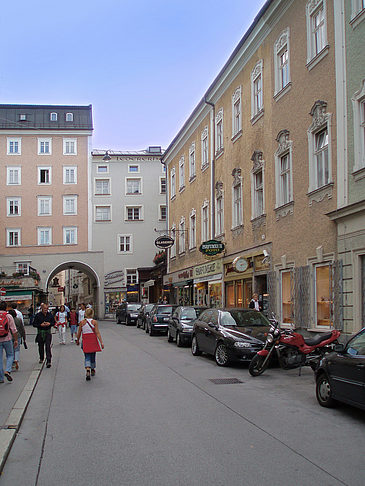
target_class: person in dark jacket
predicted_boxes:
[249,293,262,311]
[33,303,55,367]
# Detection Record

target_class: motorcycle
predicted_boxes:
[249,316,340,377]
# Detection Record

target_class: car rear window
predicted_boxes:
[157,306,173,314]
[181,308,197,319]
[128,304,141,311]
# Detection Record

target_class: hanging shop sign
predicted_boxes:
[232,256,249,273]
[199,239,225,256]
[155,235,174,249]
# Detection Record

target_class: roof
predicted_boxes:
[92,147,164,157]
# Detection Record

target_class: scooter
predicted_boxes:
[249,315,340,377]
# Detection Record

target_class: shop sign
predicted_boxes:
[232,257,249,273]
[0,288,6,296]
[193,260,223,279]
[199,239,225,256]
[155,235,174,249]
[58,287,65,293]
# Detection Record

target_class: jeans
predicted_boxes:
[14,337,22,362]
[0,340,14,381]
[84,352,96,369]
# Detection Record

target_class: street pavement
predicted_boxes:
[1,321,364,486]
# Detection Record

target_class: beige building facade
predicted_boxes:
[163,0,345,333]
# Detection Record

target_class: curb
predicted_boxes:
[0,362,44,474]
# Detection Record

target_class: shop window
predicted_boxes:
[281,270,293,323]
[315,264,332,327]
[226,282,235,307]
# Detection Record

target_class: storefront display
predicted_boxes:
[315,264,332,327]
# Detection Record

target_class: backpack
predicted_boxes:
[0,312,9,338]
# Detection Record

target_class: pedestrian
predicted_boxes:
[76,308,104,381]
[78,303,86,324]
[0,301,18,383]
[249,293,262,311]
[55,305,68,345]
[69,307,78,343]
[8,308,26,371]
[86,301,93,309]
[11,302,24,326]
[33,303,55,368]
[28,304,34,326]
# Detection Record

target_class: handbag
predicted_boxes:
[82,320,102,353]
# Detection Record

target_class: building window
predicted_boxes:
[215,109,224,154]
[159,205,167,221]
[189,209,196,250]
[7,138,21,155]
[352,79,365,172]
[275,130,293,208]
[274,28,290,96]
[308,100,332,193]
[16,262,29,275]
[63,196,77,215]
[7,167,21,185]
[63,138,77,155]
[64,227,77,244]
[281,270,293,324]
[65,113,73,122]
[50,112,58,121]
[251,60,263,119]
[232,86,242,137]
[215,182,224,236]
[201,200,209,242]
[253,170,264,218]
[38,167,51,184]
[306,0,328,64]
[126,178,141,195]
[95,206,111,221]
[179,156,185,190]
[19,114,27,121]
[179,217,185,254]
[38,138,52,155]
[7,229,21,247]
[38,196,52,216]
[170,225,176,258]
[95,179,110,195]
[118,234,132,253]
[7,198,21,216]
[170,168,176,198]
[351,0,365,19]
[125,206,142,221]
[160,177,166,194]
[315,264,332,327]
[38,227,52,245]
[128,165,139,173]
[201,127,209,169]
[189,143,196,180]
[232,169,243,228]
[63,166,77,184]
[97,165,109,173]
[126,269,138,285]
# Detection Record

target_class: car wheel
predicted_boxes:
[167,328,174,342]
[215,342,230,366]
[176,332,183,347]
[191,335,201,356]
[316,373,337,408]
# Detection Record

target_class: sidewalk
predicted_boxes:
[0,327,45,473]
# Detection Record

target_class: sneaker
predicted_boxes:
[14,361,19,370]
[46,363,51,368]
[91,369,95,376]
[86,370,91,381]
[4,372,13,382]
[39,359,43,364]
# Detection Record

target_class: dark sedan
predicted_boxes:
[116,303,142,325]
[191,308,270,366]
[167,306,207,347]
[315,327,365,410]
[146,304,178,336]
[136,303,155,329]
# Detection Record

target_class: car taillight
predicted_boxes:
[153,316,157,322]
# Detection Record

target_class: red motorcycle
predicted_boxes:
[249,316,340,376]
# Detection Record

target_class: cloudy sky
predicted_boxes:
[1,0,266,150]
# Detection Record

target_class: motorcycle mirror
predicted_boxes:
[334,343,345,353]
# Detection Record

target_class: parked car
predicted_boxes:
[136,303,155,329]
[191,308,271,366]
[315,327,365,410]
[146,304,178,336]
[168,306,207,347]
[116,302,142,325]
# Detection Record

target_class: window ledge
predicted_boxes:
[214,233,225,240]
[189,175,196,183]
[274,200,294,220]
[350,9,365,29]
[215,148,224,160]
[307,183,334,206]
[231,130,242,144]
[178,251,186,257]
[251,109,264,125]
[201,163,209,173]
[231,224,244,238]
[306,45,329,71]
[273,82,292,102]
[352,166,365,181]
[189,247,197,253]
[251,214,266,230]
[179,185,185,193]
[170,195,176,201]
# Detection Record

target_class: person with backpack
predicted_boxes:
[8,308,26,371]
[0,301,18,383]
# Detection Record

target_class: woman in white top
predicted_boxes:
[55,305,68,344]
[76,308,104,381]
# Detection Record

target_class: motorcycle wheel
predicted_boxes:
[249,354,270,376]
[316,373,337,408]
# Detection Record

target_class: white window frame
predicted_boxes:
[63,138,77,155]
[275,130,293,208]
[170,224,176,258]
[7,167,21,185]
[37,196,52,216]
[351,0,365,25]
[7,197,21,216]
[128,164,140,173]
[160,176,166,194]
[201,200,209,242]
[126,268,138,285]
[125,177,142,195]
[170,168,176,198]
[95,205,111,222]
[215,109,224,154]
[251,157,265,220]
[63,166,77,184]
[352,79,365,172]
[232,86,242,138]
[118,234,133,254]
[274,28,291,97]
[179,156,185,190]
[63,195,78,215]
[38,138,52,155]
[65,112,74,122]
[37,227,52,246]
[97,164,109,174]
[306,0,328,65]
[189,209,196,250]
[179,217,186,254]
[232,176,243,229]
[6,229,21,247]
[38,166,52,185]
[63,226,77,245]
[16,262,30,275]
[251,60,263,120]
[201,127,209,169]
[159,205,167,221]
[95,178,111,195]
[50,112,58,121]
[307,101,332,193]
[7,137,21,155]
[125,205,143,221]
[215,191,224,237]
[189,143,196,180]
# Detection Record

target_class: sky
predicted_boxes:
[1,0,266,151]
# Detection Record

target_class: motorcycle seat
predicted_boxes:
[304,331,333,346]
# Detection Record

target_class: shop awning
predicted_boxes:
[2,290,33,301]
[194,274,222,284]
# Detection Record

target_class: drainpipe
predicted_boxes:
[204,97,215,238]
